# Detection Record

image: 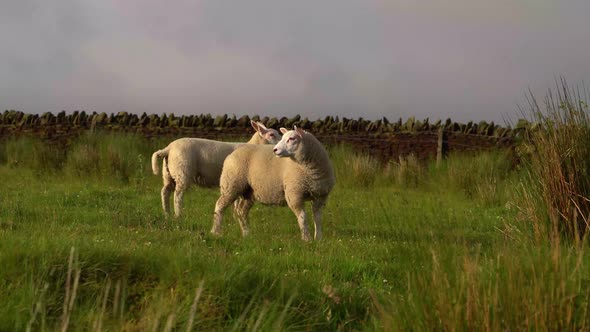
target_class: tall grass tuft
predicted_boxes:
[517,79,590,241]
[428,151,514,206]
[373,244,590,331]
[386,153,424,188]
[330,145,381,188]
[350,154,380,187]
[330,145,427,188]
[0,136,64,174]
[65,131,155,184]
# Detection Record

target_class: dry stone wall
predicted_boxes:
[0,110,526,162]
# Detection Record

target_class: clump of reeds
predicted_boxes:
[518,78,590,242]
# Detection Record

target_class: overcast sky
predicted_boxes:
[1,0,589,123]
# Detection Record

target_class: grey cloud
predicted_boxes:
[1,0,589,123]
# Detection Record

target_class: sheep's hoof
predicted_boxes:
[301,234,312,242]
[210,229,222,236]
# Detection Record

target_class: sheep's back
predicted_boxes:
[168,138,241,187]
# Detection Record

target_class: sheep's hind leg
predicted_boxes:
[287,197,311,242]
[311,196,327,240]
[173,180,189,218]
[161,163,175,217]
[161,182,175,216]
[211,193,239,236]
[234,199,254,237]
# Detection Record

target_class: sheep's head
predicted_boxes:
[251,120,281,144]
[273,126,305,157]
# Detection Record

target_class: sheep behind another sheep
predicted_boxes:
[211,126,335,241]
[151,121,280,217]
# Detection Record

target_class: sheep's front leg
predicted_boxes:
[311,196,327,240]
[211,193,238,236]
[287,197,311,241]
[234,198,254,237]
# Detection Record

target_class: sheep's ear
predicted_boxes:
[252,121,272,137]
[280,127,288,134]
[250,120,259,131]
[256,121,268,129]
[294,126,305,138]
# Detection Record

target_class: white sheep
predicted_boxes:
[211,126,335,241]
[151,121,281,217]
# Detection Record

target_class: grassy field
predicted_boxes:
[1,130,589,331]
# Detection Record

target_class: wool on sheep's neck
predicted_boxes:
[246,133,265,144]
[292,133,334,181]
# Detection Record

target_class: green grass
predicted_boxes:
[0,133,589,331]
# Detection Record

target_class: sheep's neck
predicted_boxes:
[246,133,263,144]
[293,136,334,181]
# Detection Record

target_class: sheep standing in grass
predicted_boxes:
[211,126,335,241]
[151,121,280,217]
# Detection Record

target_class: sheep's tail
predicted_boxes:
[151,147,169,175]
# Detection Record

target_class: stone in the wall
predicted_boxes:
[267,117,278,129]
[299,118,311,129]
[236,115,250,128]
[286,114,301,128]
